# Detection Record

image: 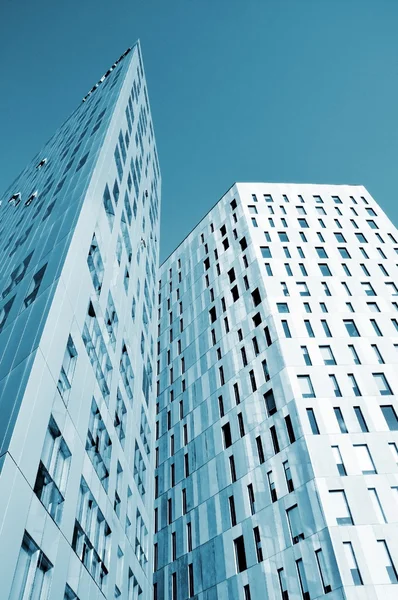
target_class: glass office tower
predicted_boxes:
[155,183,398,600]
[0,42,160,600]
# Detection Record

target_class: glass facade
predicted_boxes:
[0,42,160,600]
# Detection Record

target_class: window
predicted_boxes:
[253,526,263,562]
[386,282,398,295]
[24,264,47,307]
[301,345,312,365]
[334,407,348,433]
[57,335,77,402]
[334,232,346,243]
[278,568,289,600]
[34,416,71,524]
[248,205,257,214]
[298,218,308,228]
[270,425,280,454]
[347,373,361,396]
[354,407,368,432]
[329,374,342,397]
[277,302,289,313]
[344,319,360,337]
[287,504,304,544]
[319,302,327,313]
[281,282,289,296]
[304,318,315,336]
[362,282,376,296]
[348,345,361,364]
[297,246,305,258]
[330,490,353,525]
[361,263,370,276]
[296,558,310,600]
[231,285,239,302]
[284,263,293,276]
[307,408,320,434]
[251,288,261,306]
[343,541,363,586]
[87,234,104,296]
[248,483,255,515]
[319,263,332,276]
[229,495,237,526]
[234,536,247,572]
[265,263,273,276]
[188,563,194,597]
[222,423,232,448]
[285,415,296,443]
[315,548,332,594]
[368,488,386,523]
[316,247,328,258]
[264,326,272,346]
[373,373,392,395]
[279,231,289,242]
[368,302,380,313]
[332,445,346,475]
[321,319,332,337]
[377,540,398,583]
[281,320,291,338]
[297,282,310,296]
[264,389,276,415]
[370,319,382,336]
[338,247,351,259]
[354,444,377,474]
[243,585,251,600]
[299,263,307,276]
[283,460,294,492]
[321,281,331,296]
[261,246,272,258]
[266,470,277,502]
[342,282,352,296]
[256,436,265,464]
[381,406,398,430]
[320,345,336,365]
[264,193,273,202]
[9,531,53,600]
[298,375,315,398]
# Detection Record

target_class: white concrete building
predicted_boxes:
[155,183,398,600]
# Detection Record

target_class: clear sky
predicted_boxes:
[0,0,397,261]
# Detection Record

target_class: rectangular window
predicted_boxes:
[381,405,398,430]
[344,319,360,337]
[330,489,353,525]
[354,406,368,432]
[368,488,386,523]
[278,568,289,600]
[267,470,277,502]
[9,531,53,600]
[377,540,398,583]
[319,263,332,276]
[270,425,280,454]
[264,389,276,416]
[34,416,71,524]
[320,345,336,365]
[301,345,312,366]
[343,542,363,586]
[234,536,247,573]
[256,436,265,464]
[304,320,314,337]
[229,495,237,526]
[332,445,346,475]
[298,375,315,398]
[281,320,291,338]
[287,504,304,544]
[296,558,310,600]
[307,408,320,434]
[354,444,377,474]
[285,414,296,443]
[373,373,392,396]
[283,460,294,492]
[315,548,332,594]
[261,246,272,258]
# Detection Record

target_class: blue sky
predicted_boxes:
[0,0,397,260]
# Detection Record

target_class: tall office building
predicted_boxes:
[155,183,398,600]
[0,42,160,600]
